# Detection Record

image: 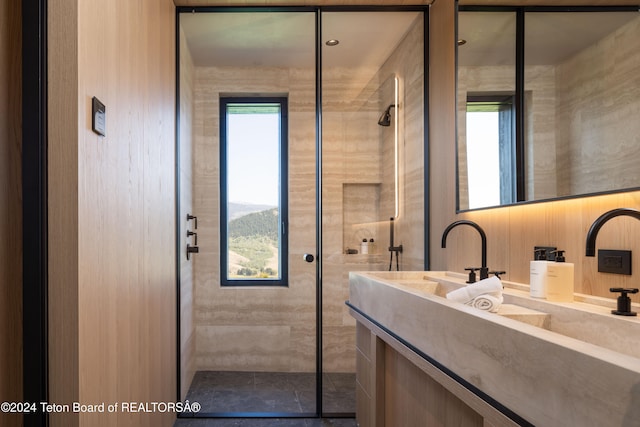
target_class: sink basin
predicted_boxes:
[348,270,640,426]
[357,271,551,328]
[357,270,640,356]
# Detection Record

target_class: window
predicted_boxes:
[220,97,288,286]
[466,94,516,209]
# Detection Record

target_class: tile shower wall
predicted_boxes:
[322,65,387,373]
[555,15,640,196]
[191,15,425,373]
[378,15,425,272]
[193,65,318,372]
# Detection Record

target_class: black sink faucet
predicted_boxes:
[441,220,488,280]
[585,208,640,256]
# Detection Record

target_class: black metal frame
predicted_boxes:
[22,1,49,426]
[424,11,430,272]
[174,5,430,419]
[456,4,640,213]
[218,97,290,288]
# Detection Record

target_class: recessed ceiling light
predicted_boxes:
[325,39,340,46]
[457,39,467,46]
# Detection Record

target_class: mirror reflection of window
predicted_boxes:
[466,95,515,209]
[457,11,516,211]
[458,8,640,211]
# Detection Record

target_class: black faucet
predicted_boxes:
[441,220,488,281]
[585,208,640,256]
[585,208,640,316]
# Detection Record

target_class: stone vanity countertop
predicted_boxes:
[348,271,640,427]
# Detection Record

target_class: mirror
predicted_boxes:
[457,9,640,211]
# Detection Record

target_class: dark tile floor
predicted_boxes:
[173,418,356,427]
[174,371,356,427]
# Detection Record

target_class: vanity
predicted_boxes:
[348,271,640,426]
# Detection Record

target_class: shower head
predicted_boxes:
[378,104,396,127]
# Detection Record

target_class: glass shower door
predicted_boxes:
[178,9,319,417]
[320,10,426,416]
[177,7,426,419]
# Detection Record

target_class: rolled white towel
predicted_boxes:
[467,294,503,313]
[446,276,503,304]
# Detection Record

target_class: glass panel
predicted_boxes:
[321,10,425,416]
[178,11,317,416]
[457,11,517,210]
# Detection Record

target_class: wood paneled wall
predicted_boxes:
[0,1,23,426]
[48,1,80,425]
[48,1,177,426]
[430,0,640,303]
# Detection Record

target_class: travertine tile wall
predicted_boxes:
[322,65,388,372]
[379,14,425,272]
[193,65,318,372]
[556,15,640,196]
[190,14,425,373]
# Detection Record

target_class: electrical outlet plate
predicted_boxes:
[598,249,632,275]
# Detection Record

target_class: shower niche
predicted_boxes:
[334,71,402,266]
[342,183,382,256]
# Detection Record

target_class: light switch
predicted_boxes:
[92,96,106,136]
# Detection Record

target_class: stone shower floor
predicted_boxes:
[174,371,356,427]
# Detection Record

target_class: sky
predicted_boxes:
[466,111,500,209]
[227,112,280,207]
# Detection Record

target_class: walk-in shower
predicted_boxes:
[176,6,427,420]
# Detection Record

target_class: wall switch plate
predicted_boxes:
[598,249,632,275]
[534,246,557,261]
[92,96,106,136]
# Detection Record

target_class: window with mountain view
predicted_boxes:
[220,97,289,286]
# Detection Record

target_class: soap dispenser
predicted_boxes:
[360,238,369,255]
[530,248,549,298]
[545,250,574,302]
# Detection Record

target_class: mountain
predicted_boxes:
[229,207,279,241]
[228,202,276,221]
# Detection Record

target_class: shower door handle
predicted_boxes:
[303,253,315,263]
